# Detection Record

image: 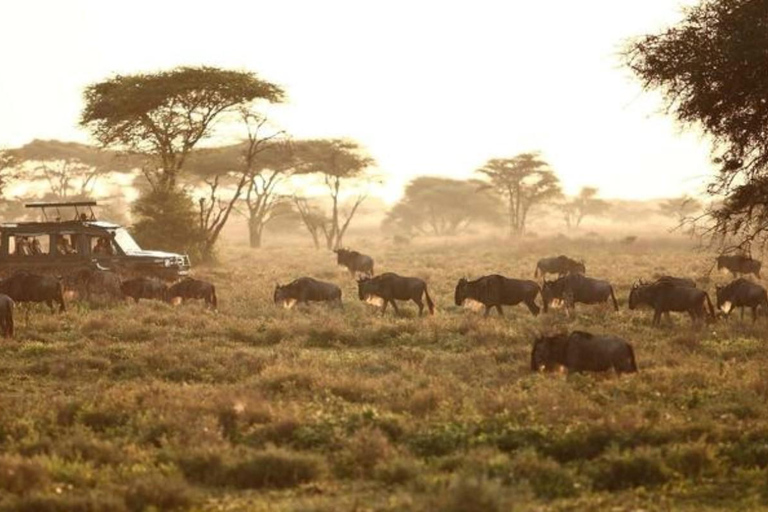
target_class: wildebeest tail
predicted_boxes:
[56,280,66,313]
[627,344,638,373]
[703,292,715,320]
[424,287,435,315]
[609,285,619,312]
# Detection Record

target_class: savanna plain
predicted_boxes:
[2,235,768,512]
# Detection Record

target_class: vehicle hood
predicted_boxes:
[123,250,186,260]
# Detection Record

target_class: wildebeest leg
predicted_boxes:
[752,306,758,323]
[415,299,424,316]
[495,305,504,316]
[390,300,401,316]
[741,307,745,321]
[381,301,388,314]
[524,299,540,317]
[46,300,55,314]
[134,297,140,304]
[483,305,492,317]
[652,309,661,326]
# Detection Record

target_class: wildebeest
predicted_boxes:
[358,272,434,316]
[120,277,168,303]
[0,272,65,313]
[64,268,122,302]
[717,254,762,278]
[335,248,374,277]
[715,278,768,322]
[167,278,217,309]
[628,279,715,325]
[534,255,585,279]
[454,275,540,316]
[274,277,342,307]
[531,331,637,374]
[0,295,13,337]
[541,273,618,313]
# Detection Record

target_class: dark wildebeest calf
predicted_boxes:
[358,272,434,316]
[454,275,540,317]
[335,248,374,277]
[541,274,618,313]
[534,255,585,280]
[120,277,168,303]
[167,278,217,310]
[0,295,13,337]
[531,331,637,374]
[0,272,65,313]
[274,277,342,307]
[629,279,714,326]
[716,278,768,322]
[717,254,762,278]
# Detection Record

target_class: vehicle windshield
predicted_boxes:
[112,228,142,253]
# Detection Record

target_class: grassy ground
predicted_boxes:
[1,236,767,511]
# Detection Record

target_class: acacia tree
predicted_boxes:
[8,139,137,200]
[293,196,329,249]
[187,110,285,258]
[559,187,611,229]
[296,139,375,249]
[384,177,501,236]
[0,150,18,199]
[659,195,703,224]
[476,152,562,235]
[626,0,768,250]
[80,66,284,192]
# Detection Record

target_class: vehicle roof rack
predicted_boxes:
[24,201,98,222]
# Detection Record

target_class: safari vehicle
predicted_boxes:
[0,201,191,280]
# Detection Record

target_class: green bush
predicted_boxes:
[124,475,199,512]
[590,449,671,491]
[131,189,206,261]
[223,448,324,489]
[0,456,48,495]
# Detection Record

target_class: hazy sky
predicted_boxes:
[1,0,710,202]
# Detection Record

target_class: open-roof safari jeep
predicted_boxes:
[0,201,191,280]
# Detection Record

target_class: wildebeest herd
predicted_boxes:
[1,248,764,378]
[272,249,766,376]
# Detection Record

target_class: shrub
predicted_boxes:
[374,456,423,486]
[334,427,392,478]
[124,475,199,512]
[223,448,323,489]
[434,476,504,512]
[0,456,48,495]
[509,450,579,500]
[131,189,206,261]
[590,449,671,491]
[4,493,127,512]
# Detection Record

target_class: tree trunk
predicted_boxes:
[248,217,263,248]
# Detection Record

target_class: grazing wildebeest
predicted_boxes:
[0,272,65,313]
[717,254,762,278]
[534,255,585,279]
[628,279,715,325]
[334,248,374,277]
[64,268,122,302]
[454,275,540,317]
[541,274,618,313]
[358,272,434,316]
[531,331,637,374]
[167,278,217,309]
[0,295,13,337]
[715,278,768,322]
[274,277,342,307]
[120,277,168,303]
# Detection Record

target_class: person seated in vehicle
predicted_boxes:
[57,236,76,255]
[93,237,114,256]
[30,238,43,255]
[14,237,30,256]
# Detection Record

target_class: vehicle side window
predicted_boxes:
[12,235,50,256]
[54,235,78,256]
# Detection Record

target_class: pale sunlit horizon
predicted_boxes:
[1,0,709,204]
